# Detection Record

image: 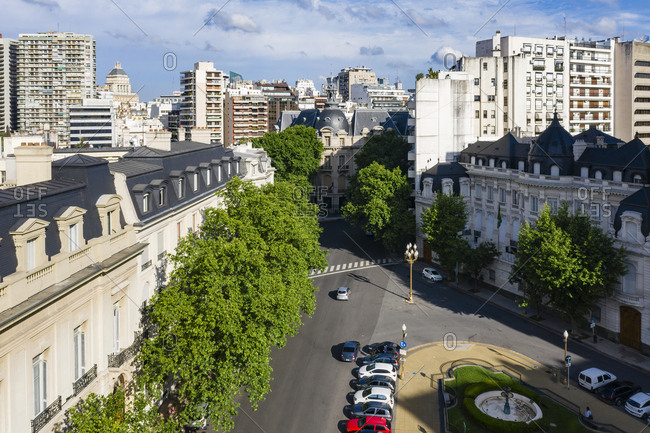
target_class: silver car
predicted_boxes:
[337,287,351,300]
[351,402,393,421]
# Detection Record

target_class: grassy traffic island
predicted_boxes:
[445,366,592,433]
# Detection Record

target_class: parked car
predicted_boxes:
[358,363,398,381]
[346,415,392,432]
[341,341,361,362]
[353,387,394,408]
[625,392,650,419]
[361,354,399,368]
[350,402,393,421]
[355,376,396,392]
[337,287,351,300]
[422,267,443,281]
[596,380,641,405]
[578,368,617,391]
[368,342,400,357]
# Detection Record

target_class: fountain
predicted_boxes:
[474,389,543,423]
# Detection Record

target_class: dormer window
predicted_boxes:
[143,193,150,212]
[205,169,212,186]
[159,188,166,206]
[54,206,87,253]
[178,178,184,198]
[69,223,79,252]
[634,174,643,184]
[193,172,199,192]
[10,218,49,273]
[27,238,36,271]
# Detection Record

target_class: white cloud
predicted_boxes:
[204,41,221,52]
[387,60,413,68]
[432,46,464,66]
[405,9,446,28]
[206,10,260,33]
[21,0,59,10]
[360,46,384,56]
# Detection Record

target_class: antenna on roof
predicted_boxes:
[563,14,566,38]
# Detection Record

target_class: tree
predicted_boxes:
[251,125,323,188]
[463,241,500,290]
[342,162,414,251]
[420,192,468,278]
[354,130,411,175]
[136,178,327,431]
[511,204,627,328]
[415,72,424,81]
[426,68,439,79]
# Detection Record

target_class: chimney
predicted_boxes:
[191,128,212,145]
[492,30,501,57]
[144,129,173,151]
[177,127,186,142]
[596,136,605,148]
[14,143,53,186]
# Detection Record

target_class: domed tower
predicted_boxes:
[528,112,575,175]
[314,81,349,134]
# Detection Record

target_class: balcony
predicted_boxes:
[108,332,142,368]
[337,165,350,171]
[31,396,62,433]
[73,364,98,396]
[614,291,644,307]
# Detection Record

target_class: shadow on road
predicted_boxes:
[331,343,343,360]
[337,420,348,433]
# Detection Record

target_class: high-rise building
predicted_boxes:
[224,87,268,146]
[69,98,115,148]
[350,81,409,110]
[337,66,377,102]
[16,32,96,145]
[614,40,650,143]
[0,35,17,132]
[180,62,224,144]
[257,81,297,131]
[567,39,615,134]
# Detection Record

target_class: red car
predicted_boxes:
[346,416,391,432]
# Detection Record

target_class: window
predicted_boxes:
[491,78,495,86]
[504,62,508,72]
[178,178,184,198]
[177,222,182,241]
[535,99,542,110]
[530,196,539,212]
[634,174,643,184]
[483,110,487,118]
[499,188,506,203]
[157,230,165,257]
[217,166,222,182]
[489,158,495,167]
[557,73,563,84]
[488,95,495,102]
[113,302,120,353]
[547,198,558,213]
[27,238,36,271]
[533,162,540,174]
[474,95,480,102]
[339,137,345,146]
[535,44,543,55]
[504,96,508,106]
[143,193,150,213]
[535,72,542,82]
[550,165,560,176]
[526,99,531,110]
[193,172,199,191]
[475,110,479,119]
[476,185,482,198]
[487,186,494,200]
[324,156,331,168]
[33,353,47,415]
[74,326,86,380]
[594,170,603,180]
[474,78,480,85]
[546,45,554,56]
[613,170,622,182]
[69,223,79,252]
[205,170,211,186]
[523,44,531,53]
[338,155,345,168]
[546,86,553,96]
[557,47,564,56]
[158,188,165,206]
[483,62,488,71]
[518,161,525,171]
[107,210,113,235]
[513,191,519,205]
[491,110,495,118]
[526,72,531,81]
[591,203,601,220]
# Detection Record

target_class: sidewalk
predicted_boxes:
[394,343,648,433]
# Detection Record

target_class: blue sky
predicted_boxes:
[2,0,649,101]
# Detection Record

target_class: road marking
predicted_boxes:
[335,264,341,271]
[341,263,347,270]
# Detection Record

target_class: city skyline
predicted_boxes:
[1,0,649,101]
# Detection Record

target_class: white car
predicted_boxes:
[353,387,394,408]
[625,392,650,419]
[358,363,398,381]
[422,267,443,281]
[578,367,617,391]
[336,287,350,300]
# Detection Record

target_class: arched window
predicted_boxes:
[478,159,484,166]
[518,161,525,171]
[512,219,521,241]
[623,263,637,294]
[580,167,588,178]
[550,165,560,176]
[443,183,452,195]
[489,158,495,167]
[594,170,603,180]
[633,174,643,184]
[533,162,540,174]
[471,156,476,165]
[613,171,622,182]
[501,161,507,169]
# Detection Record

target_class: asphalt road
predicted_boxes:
[224,219,650,433]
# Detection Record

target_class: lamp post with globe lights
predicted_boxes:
[404,243,418,303]
[562,330,569,386]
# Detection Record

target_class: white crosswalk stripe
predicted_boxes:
[310,258,395,277]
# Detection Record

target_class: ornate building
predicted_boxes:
[416,117,650,352]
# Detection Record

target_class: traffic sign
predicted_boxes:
[399,349,407,356]
[400,341,407,348]
[565,355,572,362]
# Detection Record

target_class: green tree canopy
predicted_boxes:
[354,130,411,174]
[511,204,627,327]
[463,241,500,289]
[251,125,323,187]
[342,162,414,251]
[420,192,468,277]
[136,178,327,431]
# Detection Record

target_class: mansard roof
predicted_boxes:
[420,162,468,195]
[529,113,575,159]
[573,125,623,146]
[615,187,650,237]
[462,133,526,159]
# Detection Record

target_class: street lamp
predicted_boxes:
[400,324,407,380]
[562,330,569,385]
[404,243,418,303]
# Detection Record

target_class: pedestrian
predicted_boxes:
[585,407,592,420]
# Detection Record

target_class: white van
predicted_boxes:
[578,367,617,391]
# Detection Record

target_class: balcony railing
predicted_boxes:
[108,332,142,368]
[73,364,98,396]
[31,396,62,433]
[614,291,643,307]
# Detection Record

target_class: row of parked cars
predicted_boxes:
[340,341,403,432]
[578,367,650,419]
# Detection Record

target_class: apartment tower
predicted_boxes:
[180,61,224,144]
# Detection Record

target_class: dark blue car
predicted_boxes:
[341,341,361,362]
